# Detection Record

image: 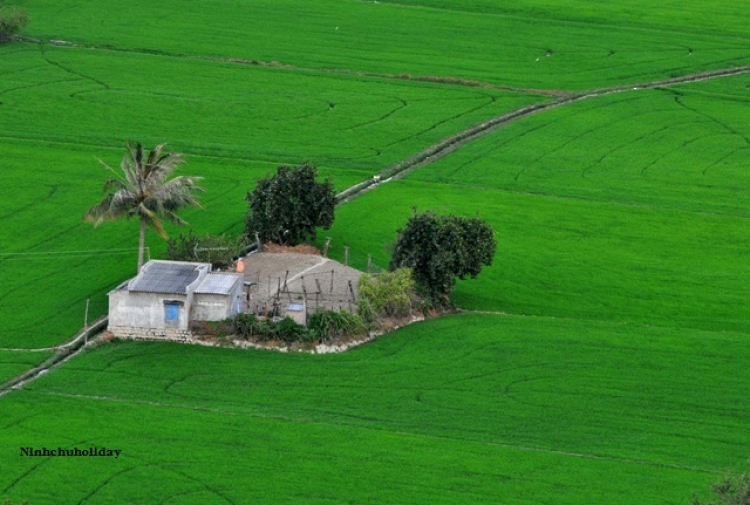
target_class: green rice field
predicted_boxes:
[2,315,749,504]
[0,350,52,384]
[1,0,749,503]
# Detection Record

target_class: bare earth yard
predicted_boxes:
[238,251,363,317]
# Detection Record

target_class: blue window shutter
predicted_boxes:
[165,303,179,321]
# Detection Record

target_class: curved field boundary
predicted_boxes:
[336,65,750,203]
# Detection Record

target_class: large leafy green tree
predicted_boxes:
[0,6,29,42]
[84,142,204,272]
[245,162,335,246]
[390,211,496,302]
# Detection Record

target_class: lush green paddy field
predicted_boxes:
[321,77,750,332]
[2,0,748,346]
[0,350,52,384]
[2,315,748,504]
[1,0,749,503]
[17,0,750,89]
[412,78,750,216]
[320,178,750,333]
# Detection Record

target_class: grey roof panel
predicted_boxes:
[195,273,241,295]
[130,261,205,294]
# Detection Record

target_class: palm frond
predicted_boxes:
[136,204,168,238]
[97,157,126,182]
[85,141,202,252]
[82,195,115,225]
[102,177,127,194]
[150,176,204,206]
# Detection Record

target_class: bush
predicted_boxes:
[232,313,307,343]
[275,317,310,343]
[166,230,247,268]
[232,309,365,344]
[233,313,263,339]
[189,319,234,338]
[692,473,750,505]
[0,7,29,42]
[308,309,367,343]
[358,267,415,320]
[233,313,277,341]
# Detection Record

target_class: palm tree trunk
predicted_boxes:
[137,217,146,273]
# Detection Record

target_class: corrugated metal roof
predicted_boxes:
[129,261,206,294]
[195,273,241,295]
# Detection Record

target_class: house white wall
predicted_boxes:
[192,277,243,321]
[109,290,190,331]
[192,294,232,321]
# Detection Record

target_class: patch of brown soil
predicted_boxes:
[261,243,321,255]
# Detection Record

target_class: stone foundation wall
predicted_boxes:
[108,326,192,342]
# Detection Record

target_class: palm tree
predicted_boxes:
[84,141,204,272]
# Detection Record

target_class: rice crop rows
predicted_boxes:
[2,315,748,504]
[19,0,750,90]
[0,350,53,385]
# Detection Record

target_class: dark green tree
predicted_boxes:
[389,211,496,302]
[692,474,750,505]
[0,7,29,42]
[245,162,335,246]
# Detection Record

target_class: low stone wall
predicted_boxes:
[108,326,191,342]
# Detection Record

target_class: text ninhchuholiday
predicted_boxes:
[20,446,122,459]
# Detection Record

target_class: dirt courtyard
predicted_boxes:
[236,252,364,318]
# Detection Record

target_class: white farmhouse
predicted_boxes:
[108,260,243,340]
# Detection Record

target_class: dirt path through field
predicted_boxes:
[23,38,750,200]
[336,65,750,202]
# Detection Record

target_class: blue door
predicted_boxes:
[164,303,179,321]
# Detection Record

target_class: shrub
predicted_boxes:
[307,309,367,342]
[232,310,365,345]
[233,313,264,340]
[166,230,247,268]
[0,7,29,42]
[275,317,309,343]
[358,267,415,320]
[232,314,308,343]
[232,313,277,341]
